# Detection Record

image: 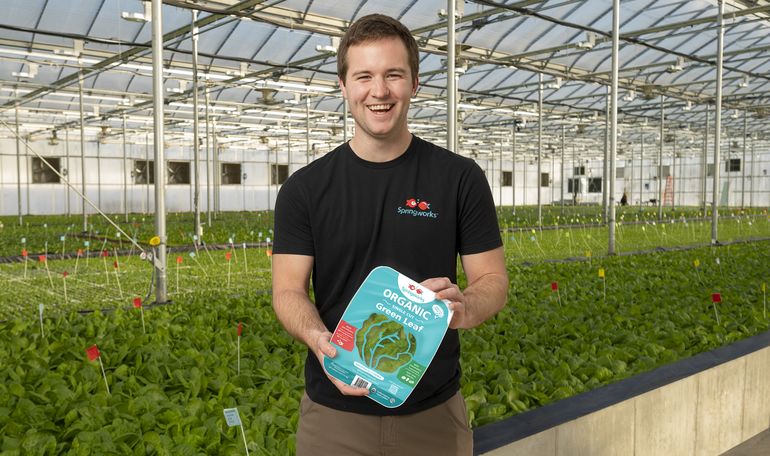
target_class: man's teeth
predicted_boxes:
[368,104,393,111]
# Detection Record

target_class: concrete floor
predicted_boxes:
[721,428,770,456]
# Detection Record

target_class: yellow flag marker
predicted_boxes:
[693,259,700,268]
[149,236,160,246]
[598,268,605,278]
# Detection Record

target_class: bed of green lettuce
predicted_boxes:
[0,210,769,454]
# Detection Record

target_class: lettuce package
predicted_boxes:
[323,266,453,408]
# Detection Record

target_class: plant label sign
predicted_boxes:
[323,266,453,408]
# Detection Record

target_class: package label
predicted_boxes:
[323,266,452,408]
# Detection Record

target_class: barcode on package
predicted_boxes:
[351,375,372,390]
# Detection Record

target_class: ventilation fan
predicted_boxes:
[167,162,189,184]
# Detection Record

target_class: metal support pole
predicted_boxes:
[122,114,128,222]
[639,132,644,211]
[511,125,516,214]
[151,0,168,303]
[79,72,88,232]
[267,141,271,211]
[658,95,664,221]
[212,118,219,216]
[672,135,676,210]
[712,0,724,244]
[498,140,503,207]
[15,104,22,226]
[205,86,211,226]
[191,10,202,242]
[537,72,543,227]
[65,127,71,217]
[447,0,457,152]
[702,105,709,215]
[560,125,565,212]
[741,110,747,208]
[603,86,610,222]
[749,135,755,207]
[608,0,619,255]
[145,132,150,214]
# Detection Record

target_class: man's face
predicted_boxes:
[339,37,417,145]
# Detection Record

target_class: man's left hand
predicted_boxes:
[420,277,469,329]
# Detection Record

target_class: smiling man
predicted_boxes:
[272,13,508,456]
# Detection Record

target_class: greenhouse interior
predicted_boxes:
[0,0,768,455]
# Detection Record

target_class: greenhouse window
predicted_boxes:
[588,177,602,193]
[568,178,581,193]
[540,172,550,187]
[725,158,741,172]
[502,171,512,187]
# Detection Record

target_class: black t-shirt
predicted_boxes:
[273,135,502,415]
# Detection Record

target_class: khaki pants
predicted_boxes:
[296,392,473,456]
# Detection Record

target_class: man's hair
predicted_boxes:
[337,14,419,84]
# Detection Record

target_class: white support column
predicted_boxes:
[712,0,724,244]
[191,10,202,241]
[152,0,168,303]
[79,72,87,232]
[608,0,619,255]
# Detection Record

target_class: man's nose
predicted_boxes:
[371,77,389,97]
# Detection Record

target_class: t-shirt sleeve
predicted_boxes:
[273,175,315,256]
[457,162,503,256]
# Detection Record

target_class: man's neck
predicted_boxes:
[348,131,413,163]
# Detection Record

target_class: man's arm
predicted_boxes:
[272,253,368,396]
[421,246,508,329]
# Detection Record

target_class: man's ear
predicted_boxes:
[339,77,347,99]
[412,77,419,97]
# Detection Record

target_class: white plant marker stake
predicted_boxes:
[242,242,248,273]
[84,241,91,267]
[226,251,232,288]
[41,255,54,290]
[62,271,69,303]
[38,303,44,338]
[60,235,66,256]
[598,268,606,302]
[86,345,110,395]
[223,408,250,455]
[113,250,123,299]
[237,322,243,374]
[762,283,767,320]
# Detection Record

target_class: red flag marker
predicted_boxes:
[133,297,142,308]
[101,250,109,257]
[551,282,558,291]
[77,248,83,257]
[176,256,183,264]
[712,293,722,303]
[225,251,232,261]
[237,322,243,337]
[113,260,119,269]
[86,344,100,361]
[266,249,273,257]
[21,249,27,257]
[63,271,69,278]
[38,254,46,263]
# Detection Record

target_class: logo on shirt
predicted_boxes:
[397,197,438,219]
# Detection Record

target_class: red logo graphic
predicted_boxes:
[405,197,430,211]
[408,284,415,290]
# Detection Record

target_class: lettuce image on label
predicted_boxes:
[324,266,453,408]
[356,313,417,372]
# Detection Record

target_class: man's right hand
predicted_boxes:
[310,329,370,397]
